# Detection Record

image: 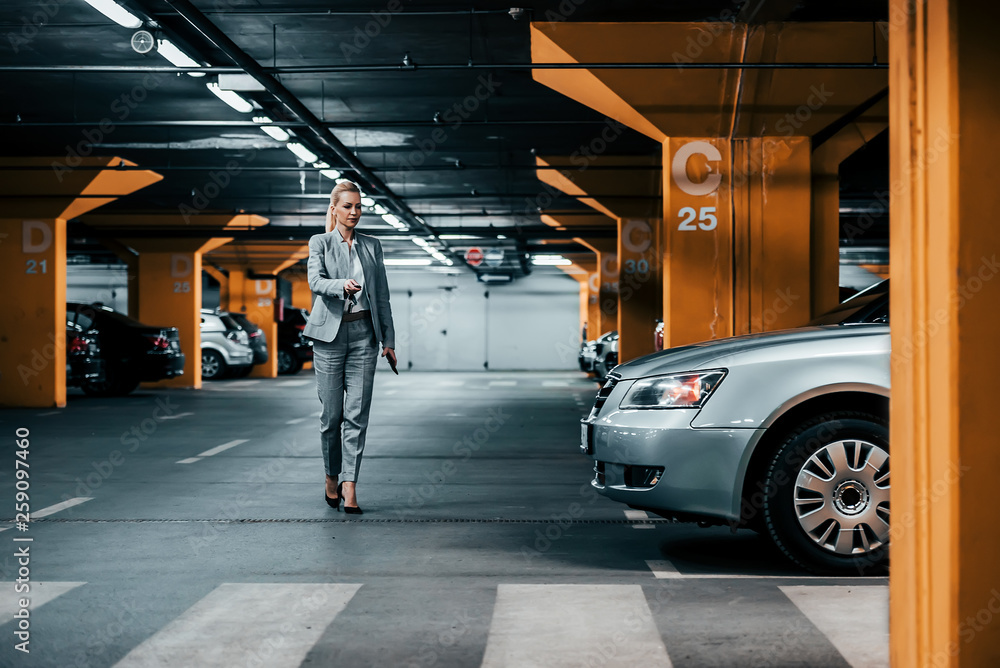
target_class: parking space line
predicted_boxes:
[111,583,362,668]
[158,412,194,420]
[227,380,260,387]
[311,410,322,417]
[487,380,517,387]
[645,559,889,580]
[481,584,672,667]
[625,509,657,529]
[542,380,569,387]
[176,457,201,465]
[780,585,889,667]
[196,439,249,457]
[439,380,465,386]
[0,582,86,624]
[285,417,307,425]
[276,380,309,387]
[33,497,93,518]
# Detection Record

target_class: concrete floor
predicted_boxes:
[0,370,887,667]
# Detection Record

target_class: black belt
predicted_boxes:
[342,309,372,322]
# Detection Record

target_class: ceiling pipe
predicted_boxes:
[0,61,889,74]
[158,0,463,266]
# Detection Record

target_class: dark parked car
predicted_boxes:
[67,303,185,396]
[66,322,103,388]
[277,307,314,375]
[229,312,268,377]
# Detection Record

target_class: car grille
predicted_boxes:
[588,375,619,419]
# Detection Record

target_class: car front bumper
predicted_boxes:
[583,406,761,523]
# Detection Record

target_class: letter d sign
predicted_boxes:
[171,254,192,278]
[22,220,52,253]
[255,280,273,295]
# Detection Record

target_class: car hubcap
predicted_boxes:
[202,354,219,377]
[793,439,890,556]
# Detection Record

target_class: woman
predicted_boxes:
[303,180,397,514]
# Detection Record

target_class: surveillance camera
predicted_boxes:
[508,7,526,20]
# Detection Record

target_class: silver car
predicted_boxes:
[581,281,890,575]
[200,309,254,380]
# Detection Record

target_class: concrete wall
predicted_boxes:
[383,268,581,371]
[67,264,582,371]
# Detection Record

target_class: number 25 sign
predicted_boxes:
[671,141,722,232]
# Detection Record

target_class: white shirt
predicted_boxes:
[338,229,371,314]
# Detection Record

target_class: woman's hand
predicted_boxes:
[344,279,362,297]
[381,347,396,366]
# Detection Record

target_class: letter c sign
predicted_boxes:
[671,141,722,196]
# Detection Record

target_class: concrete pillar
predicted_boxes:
[223,269,278,379]
[889,0,1000,665]
[0,157,160,407]
[121,238,233,389]
[617,217,661,361]
[0,217,68,407]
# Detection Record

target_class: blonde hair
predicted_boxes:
[325,179,362,232]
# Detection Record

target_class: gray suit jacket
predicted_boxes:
[303,230,395,348]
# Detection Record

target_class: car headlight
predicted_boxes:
[619,370,726,409]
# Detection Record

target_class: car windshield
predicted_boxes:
[807,279,889,326]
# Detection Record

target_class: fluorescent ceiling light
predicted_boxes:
[83,0,142,28]
[206,82,253,113]
[382,213,401,226]
[253,116,272,124]
[259,125,290,142]
[411,238,429,247]
[497,234,507,239]
[531,254,571,266]
[439,234,481,240]
[384,258,433,266]
[286,142,319,163]
[361,197,375,207]
[318,167,342,180]
[373,204,388,215]
[156,39,205,77]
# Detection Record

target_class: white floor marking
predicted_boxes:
[285,417,307,425]
[33,497,92,518]
[195,439,249,458]
[37,411,61,416]
[112,583,362,668]
[157,412,194,420]
[645,559,888,581]
[480,584,672,667]
[780,585,889,668]
[227,380,260,387]
[488,380,517,387]
[276,379,309,387]
[0,582,86,623]
[384,389,399,395]
[542,380,569,387]
[311,410,322,417]
[175,457,201,465]
[439,380,465,386]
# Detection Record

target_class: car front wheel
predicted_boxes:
[763,411,889,576]
[278,347,302,375]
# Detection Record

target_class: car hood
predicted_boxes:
[612,325,888,379]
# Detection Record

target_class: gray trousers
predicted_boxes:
[312,316,379,482]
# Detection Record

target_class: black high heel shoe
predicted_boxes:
[325,480,340,510]
[341,481,363,515]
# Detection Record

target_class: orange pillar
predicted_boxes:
[0,218,67,407]
[224,269,279,378]
[889,0,1000,665]
[121,238,233,388]
[617,217,661,361]
[0,157,160,407]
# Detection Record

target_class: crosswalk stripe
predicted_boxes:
[112,583,362,668]
[780,585,889,668]
[480,584,672,667]
[33,497,92,518]
[0,581,86,624]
